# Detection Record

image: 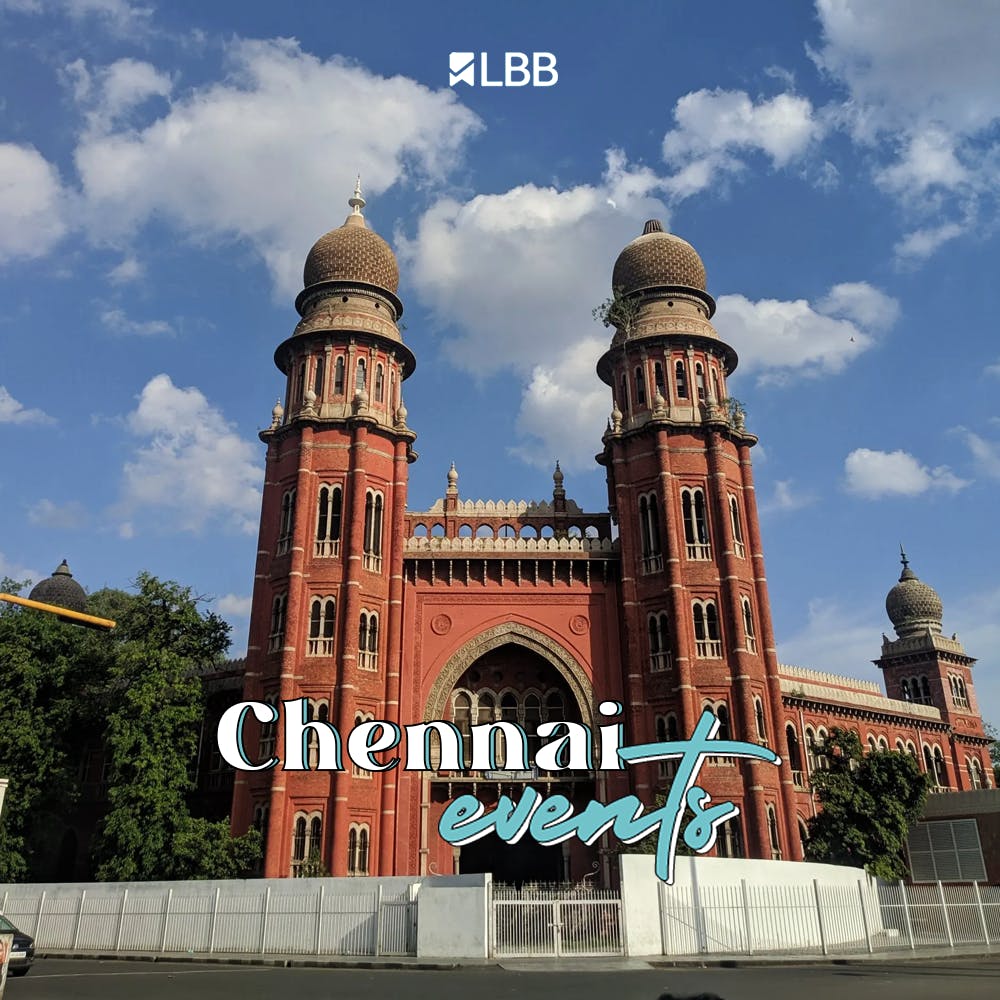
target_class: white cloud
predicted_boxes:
[118,374,262,534]
[957,428,1000,480]
[101,307,173,337]
[985,359,1000,378]
[66,57,172,130]
[0,143,68,263]
[762,479,816,514]
[107,254,143,284]
[399,151,667,469]
[812,0,1000,260]
[777,597,884,684]
[661,88,823,199]
[216,593,252,617]
[714,281,898,383]
[0,386,54,425]
[2,0,154,35]
[843,447,969,499]
[0,551,43,587]
[73,38,482,297]
[27,498,88,530]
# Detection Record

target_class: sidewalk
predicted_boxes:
[36,942,999,972]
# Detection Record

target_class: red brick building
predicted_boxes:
[230,188,993,881]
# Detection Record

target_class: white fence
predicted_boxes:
[0,878,418,957]
[657,879,1000,957]
[490,885,624,958]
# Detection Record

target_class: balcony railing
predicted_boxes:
[734,540,746,558]
[267,633,284,653]
[696,639,722,658]
[792,770,806,788]
[307,638,334,656]
[358,651,378,671]
[686,542,711,560]
[275,535,292,556]
[649,652,672,673]
[363,553,383,573]
[642,553,663,574]
[314,539,340,558]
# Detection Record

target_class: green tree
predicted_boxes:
[805,728,930,880]
[91,573,260,880]
[593,285,641,338]
[0,576,97,880]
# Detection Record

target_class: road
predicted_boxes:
[7,958,1000,999]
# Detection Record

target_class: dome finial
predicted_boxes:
[349,175,366,217]
[898,543,916,581]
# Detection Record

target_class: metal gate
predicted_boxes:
[490,886,624,957]
[377,898,418,956]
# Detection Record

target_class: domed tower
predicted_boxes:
[596,221,801,862]
[29,560,87,613]
[233,183,417,877]
[875,549,988,789]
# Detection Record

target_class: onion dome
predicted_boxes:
[302,180,400,294]
[612,220,714,315]
[886,548,943,638]
[28,559,87,613]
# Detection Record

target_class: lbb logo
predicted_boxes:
[449,52,558,88]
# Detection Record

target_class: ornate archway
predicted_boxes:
[424,622,594,727]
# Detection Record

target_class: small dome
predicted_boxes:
[612,220,708,296]
[886,551,943,638]
[302,183,399,293]
[28,559,87,613]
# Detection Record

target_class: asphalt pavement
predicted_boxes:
[6,957,1000,1000]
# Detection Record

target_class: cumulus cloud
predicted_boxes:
[2,0,154,36]
[0,144,68,263]
[101,307,173,337]
[399,151,667,468]
[107,255,143,284]
[777,597,884,683]
[0,386,54,425]
[216,593,252,617]
[762,479,816,514]
[843,447,969,498]
[956,428,1000,480]
[661,88,823,199]
[27,498,88,530]
[0,551,43,588]
[812,0,1000,260]
[73,38,482,297]
[118,374,262,534]
[65,57,172,130]
[714,281,898,383]
[985,359,1000,378]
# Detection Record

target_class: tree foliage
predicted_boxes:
[804,728,930,880]
[984,722,1000,785]
[592,285,641,337]
[0,572,260,882]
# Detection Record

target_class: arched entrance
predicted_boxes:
[426,631,595,885]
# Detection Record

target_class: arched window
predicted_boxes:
[295,361,306,406]
[358,610,379,670]
[268,594,287,652]
[867,735,878,754]
[334,356,345,395]
[932,746,947,788]
[347,823,370,875]
[638,493,663,572]
[815,728,829,771]
[754,697,766,740]
[901,678,911,701]
[291,811,322,876]
[681,487,711,559]
[620,375,628,413]
[714,703,731,741]
[717,817,744,858]
[375,363,385,403]
[306,701,330,768]
[920,676,932,704]
[767,806,781,860]
[635,366,646,406]
[969,758,984,789]
[742,597,757,653]
[351,711,375,777]
[356,358,367,394]
[693,599,722,658]
[315,484,343,557]
[523,693,542,764]
[307,597,336,656]
[711,369,720,403]
[313,355,326,399]
[277,489,296,555]
[805,727,818,774]
[259,694,278,761]
[695,362,706,401]
[729,495,745,558]
[648,612,672,672]
[675,359,688,399]
[654,362,666,398]
[363,491,384,571]
[786,725,804,785]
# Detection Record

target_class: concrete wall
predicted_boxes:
[416,874,491,959]
[620,854,883,956]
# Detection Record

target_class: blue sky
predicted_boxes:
[1,1,998,725]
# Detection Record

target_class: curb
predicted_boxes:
[37,951,476,971]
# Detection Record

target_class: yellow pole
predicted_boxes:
[0,593,116,631]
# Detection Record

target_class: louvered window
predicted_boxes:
[907,819,986,883]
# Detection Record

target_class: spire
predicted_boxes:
[899,543,916,581]
[348,175,366,217]
[446,461,459,494]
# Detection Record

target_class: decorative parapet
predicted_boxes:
[404,536,618,555]
[779,663,882,695]
[878,631,970,658]
[779,677,943,721]
[420,498,585,516]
